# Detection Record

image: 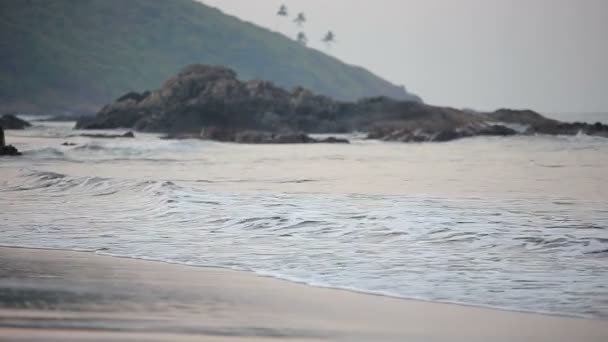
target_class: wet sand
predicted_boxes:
[0,247,606,341]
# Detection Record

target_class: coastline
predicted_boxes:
[1,247,606,341]
[2,244,598,321]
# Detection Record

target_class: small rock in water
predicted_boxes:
[318,137,350,144]
[61,142,77,146]
[78,131,136,139]
[0,145,22,156]
[433,130,463,142]
[1,126,22,156]
[477,125,517,136]
[197,126,350,144]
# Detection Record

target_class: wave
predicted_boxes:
[23,147,66,159]
[0,244,597,319]
[19,138,213,163]
[5,169,607,259]
[2,168,608,318]
[70,142,178,160]
[73,143,106,151]
[3,170,180,201]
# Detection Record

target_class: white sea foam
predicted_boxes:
[1,121,607,318]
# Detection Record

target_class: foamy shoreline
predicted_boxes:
[0,247,606,342]
[1,244,597,320]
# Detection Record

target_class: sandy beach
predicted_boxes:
[0,247,605,341]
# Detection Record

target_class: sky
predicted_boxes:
[200,0,608,113]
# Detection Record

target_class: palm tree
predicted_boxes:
[294,12,306,27]
[322,31,335,46]
[296,32,308,45]
[277,4,288,17]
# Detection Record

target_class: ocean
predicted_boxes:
[1,116,607,318]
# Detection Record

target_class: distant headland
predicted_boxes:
[0,0,419,114]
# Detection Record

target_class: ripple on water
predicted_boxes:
[1,169,608,318]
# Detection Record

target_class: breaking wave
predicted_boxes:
[1,168,608,318]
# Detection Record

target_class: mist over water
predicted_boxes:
[1,120,608,318]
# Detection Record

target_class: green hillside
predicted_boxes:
[0,0,420,114]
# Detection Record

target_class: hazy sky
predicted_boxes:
[200,0,607,113]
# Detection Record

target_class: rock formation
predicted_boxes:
[77,65,608,143]
[0,126,22,156]
[75,132,136,139]
[165,127,349,144]
[0,114,31,130]
[488,109,608,137]
[77,65,340,134]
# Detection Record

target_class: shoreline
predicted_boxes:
[1,247,607,341]
[1,245,598,320]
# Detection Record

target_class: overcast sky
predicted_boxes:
[200,0,607,113]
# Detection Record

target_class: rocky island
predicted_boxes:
[78,65,608,143]
[0,114,31,130]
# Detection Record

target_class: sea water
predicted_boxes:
[1,117,607,318]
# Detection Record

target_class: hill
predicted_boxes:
[0,0,420,114]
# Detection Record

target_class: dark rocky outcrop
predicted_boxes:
[0,144,21,156]
[488,109,608,137]
[477,125,518,136]
[76,65,479,141]
[0,114,31,130]
[488,109,553,127]
[77,65,343,134]
[165,127,349,144]
[78,65,608,143]
[116,91,151,104]
[317,137,350,144]
[0,126,22,156]
[76,131,136,139]
[199,127,316,144]
[530,121,608,137]
[367,124,517,143]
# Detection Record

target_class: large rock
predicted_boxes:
[199,127,348,144]
[527,121,608,137]
[1,114,31,130]
[488,109,554,127]
[0,126,22,156]
[76,131,136,139]
[367,124,517,143]
[76,65,417,134]
[79,65,483,134]
[488,109,608,137]
[78,64,608,142]
[0,145,21,156]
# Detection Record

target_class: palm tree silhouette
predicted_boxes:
[277,4,288,17]
[322,31,335,46]
[296,32,308,45]
[294,13,306,27]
